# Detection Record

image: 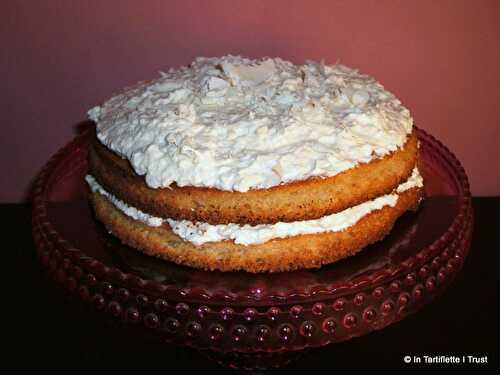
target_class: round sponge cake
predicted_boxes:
[89,186,422,272]
[85,55,424,272]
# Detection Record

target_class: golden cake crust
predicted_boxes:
[89,130,418,225]
[89,186,422,273]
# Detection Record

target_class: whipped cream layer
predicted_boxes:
[86,168,423,246]
[85,175,164,227]
[89,56,413,192]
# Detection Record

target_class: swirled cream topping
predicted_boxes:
[85,168,423,246]
[89,56,413,192]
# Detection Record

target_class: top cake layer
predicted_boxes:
[88,56,413,192]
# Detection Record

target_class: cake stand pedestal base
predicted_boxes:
[31,128,472,370]
[200,349,306,372]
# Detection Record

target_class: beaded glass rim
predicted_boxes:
[31,126,472,305]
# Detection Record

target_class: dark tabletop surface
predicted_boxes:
[7,198,499,373]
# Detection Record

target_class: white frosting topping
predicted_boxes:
[85,167,422,246]
[89,55,413,192]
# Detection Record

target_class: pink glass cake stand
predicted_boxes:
[32,128,472,370]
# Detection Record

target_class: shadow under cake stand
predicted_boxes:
[32,128,472,370]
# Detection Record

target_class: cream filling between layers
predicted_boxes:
[85,167,423,246]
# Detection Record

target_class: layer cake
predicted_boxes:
[86,56,424,272]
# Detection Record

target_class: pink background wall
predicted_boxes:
[2,0,499,202]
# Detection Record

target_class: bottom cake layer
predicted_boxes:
[89,187,423,273]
